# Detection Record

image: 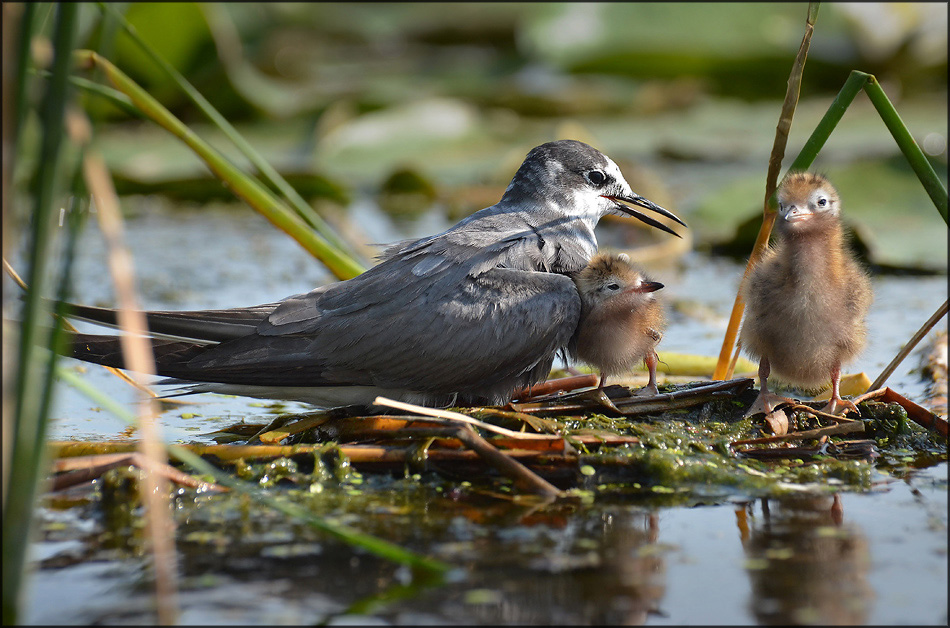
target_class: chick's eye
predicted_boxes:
[817,197,827,207]
[606,282,620,291]
[586,170,607,186]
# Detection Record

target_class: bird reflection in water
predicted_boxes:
[458,509,667,625]
[737,494,872,625]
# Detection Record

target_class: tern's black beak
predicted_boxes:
[605,194,687,238]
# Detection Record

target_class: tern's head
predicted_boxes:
[776,172,842,237]
[502,140,685,237]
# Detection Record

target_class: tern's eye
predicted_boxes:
[605,282,621,291]
[817,197,827,207]
[586,170,607,186]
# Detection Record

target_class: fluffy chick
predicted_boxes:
[571,252,666,396]
[739,172,873,416]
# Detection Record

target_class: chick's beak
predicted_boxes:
[784,205,812,223]
[604,193,687,237]
[625,281,664,294]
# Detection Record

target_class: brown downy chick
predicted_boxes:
[571,252,666,396]
[739,172,873,416]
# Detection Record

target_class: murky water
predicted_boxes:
[14,199,949,624]
[24,465,948,625]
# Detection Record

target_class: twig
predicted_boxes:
[731,419,864,447]
[852,387,888,405]
[453,425,561,498]
[77,110,179,623]
[510,378,754,416]
[878,387,948,437]
[826,386,946,437]
[725,342,742,380]
[734,439,877,460]
[372,397,562,498]
[785,402,862,423]
[373,397,554,439]
[332,444,580,471]
[712,2,819,380]
[869,300,948,392]
[50,453,225,492]
[2,257,27,290]
[473,407,562,434]
[511,374,598,400]
[50,431,639,461]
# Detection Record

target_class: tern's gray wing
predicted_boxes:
[185,265,581,403]
[251,217,558,337]
[377,207,593,277]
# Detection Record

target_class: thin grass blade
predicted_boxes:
[98,2,368,274]
[73,49,365,280]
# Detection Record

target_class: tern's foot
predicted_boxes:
[820,396,860,416]
[744,390,795,418]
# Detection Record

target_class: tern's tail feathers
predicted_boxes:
[60,301,277,343]
[65,330,326,386]
[68,332,210,374]
[65,331,467,409]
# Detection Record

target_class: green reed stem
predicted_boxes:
[786,69,868,173]
[3,4,78,623]
[10,2,37,157]
[862,75,948,223]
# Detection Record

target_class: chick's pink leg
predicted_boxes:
[633,351,660,397]
[745,356,794,417]
[820,363,859,416]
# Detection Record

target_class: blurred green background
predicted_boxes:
[16,2,950,269]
